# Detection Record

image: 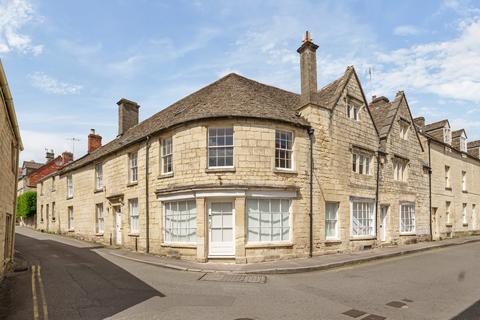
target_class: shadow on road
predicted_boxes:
[451,299,480,320]
[1,233,164,320]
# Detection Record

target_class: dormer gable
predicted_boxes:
[467,140,480,159]
[423,119,451,145]
[452,129,468,153]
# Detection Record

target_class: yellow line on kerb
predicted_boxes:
[31,265,39,320]
[37,265,49,320]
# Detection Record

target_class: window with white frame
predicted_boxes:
[351,199,375,237]
[325,202,339,240]
[96,203,104,234]
[463,203,468,225]
[68,206,74,230]
[347,104,361,121]
[161,137,173,174]
[393,158,409,182]
[67,175,74,198]
[129,152,138,182]
[460,136,467,152]
[462,171,467,191]
[129,198,139,234]
[275,130,293,170]
[247,199,291,242]
[208,128,234,168]
[446,201,451,224]
[472,204,477,230]
[445,166,450,188]
[95,163,103,190]
[443,127,452,144]
[399,120,410,140]
[400,203,416,234]
[352,152,372,175]
[164,200,197,243]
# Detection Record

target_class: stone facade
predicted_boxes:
[0,62,22,280]
[36,35,480,264]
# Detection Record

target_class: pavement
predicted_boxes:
[5,227,480,319]
[17,227,479,274]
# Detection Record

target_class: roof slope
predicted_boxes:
[452,129,466,139]
[468,140,480,148]
[311,66,353,109]
[61,73,309,173]
[423,119,449,132]
[369,97,399,139]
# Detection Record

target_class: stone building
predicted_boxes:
[17,160,43,195]
[36,33,477,263]
[414,118,480,240]
[0,60,22,280]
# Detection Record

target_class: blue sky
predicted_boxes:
[2,0,480,163]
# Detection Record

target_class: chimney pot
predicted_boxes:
[62,151,74,164]
[413,117,425,128]
[117,98,140,136]
[88,129,102,153]
[45,150,54,163]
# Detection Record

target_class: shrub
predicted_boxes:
[16,191,37,218]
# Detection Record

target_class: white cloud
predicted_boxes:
[0,0,43,55]
[28,72,83,95]
[393,25,421,36]
[370,18,480,103]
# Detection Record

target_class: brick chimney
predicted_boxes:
[88,129,102,153]
[62,151,73,164]
[117,98,140,136]
[297,31,319,105]
[45,149,54,163]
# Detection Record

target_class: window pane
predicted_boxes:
[247,199,290,242]
[164,200,196,242]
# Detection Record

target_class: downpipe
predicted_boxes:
[308,128,314,258]
[145,135,151,253]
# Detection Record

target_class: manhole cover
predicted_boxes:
[199,273,266,283]
[342,309,367,318]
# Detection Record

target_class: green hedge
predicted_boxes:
[16,191,37,218]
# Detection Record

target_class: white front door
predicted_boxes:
[115,206,122,245]
[380,206,388,242]
[208,201,235,257]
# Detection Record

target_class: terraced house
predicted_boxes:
[36,34,479,263]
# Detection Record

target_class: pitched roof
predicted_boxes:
[468,140,480,148]
[22,161,43,170]
[452,129,467,139]
[423,119,449,132]
[311,66,353,109]
[61,73,310,174]
[369,96,400,139]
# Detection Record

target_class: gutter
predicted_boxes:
[308,128,314,258]
[428,138,433,240]
[145,135,151,253]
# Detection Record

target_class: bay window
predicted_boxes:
[247,199,290,242]
[164,200,197,243]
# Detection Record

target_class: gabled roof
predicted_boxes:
[369,96,399,139]
[423,119,450,132]
[468,140,480,148]
[61,73,310,174]
[22,161,43,170]
[452,129,467,139]
[311,66,353,110]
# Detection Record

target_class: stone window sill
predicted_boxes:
[463,223,469,227]
[68,229,75,232]
[205,167,236,173]
[446,223,453,227]
[127,181,138,187]
[445,187,452,191]
[325,239,342,244]
[95,233,104,237]
[161,242,196,248]
[128,233,140,237]
[158,172,174,179]
[245,242,293,249]
[273,168,298,175]
[462,190,468,194]
[66,196,73,200]
[399,233,416,236]
[94,188,104,194]
[349,236,376,241]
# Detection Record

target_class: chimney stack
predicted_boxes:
[413,117,425,128]
[88,129,102,153]
[297,31,319,105]
[62,151,74,164]
[45,149,54,163]
[117,98,140,136]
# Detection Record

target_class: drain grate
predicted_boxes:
[386,301,407,308]
[362,315,386,320]
[342,309,367,318]
[199,273,267,283]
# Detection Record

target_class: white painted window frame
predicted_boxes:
[246,198,292,244]
[325,202,340,240]
[400,203,416,234]
[275,130,294,170]
[462,171,467,191]
[352,152,372,175]
[68,206,74,230]
[161,136,173,175]
[163,199,197,245]
[129,198,140,234]
[95,163,103,190]
[350,198,376,238]
[207,127,234,169]
[67,175,74,198]
[462,203,468,225]
[129,152,138,183]
[96,203,104,234]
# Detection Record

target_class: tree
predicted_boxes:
[16,191,37,218]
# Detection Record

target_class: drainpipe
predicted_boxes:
[308,128,314,258]
[428,138,432,240]
[375,151,380,240]
[145,135,150,253]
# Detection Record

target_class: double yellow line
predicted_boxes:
[31,265,48,320]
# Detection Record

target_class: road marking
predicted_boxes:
[31,265,39,320]
[37,265,49,320]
